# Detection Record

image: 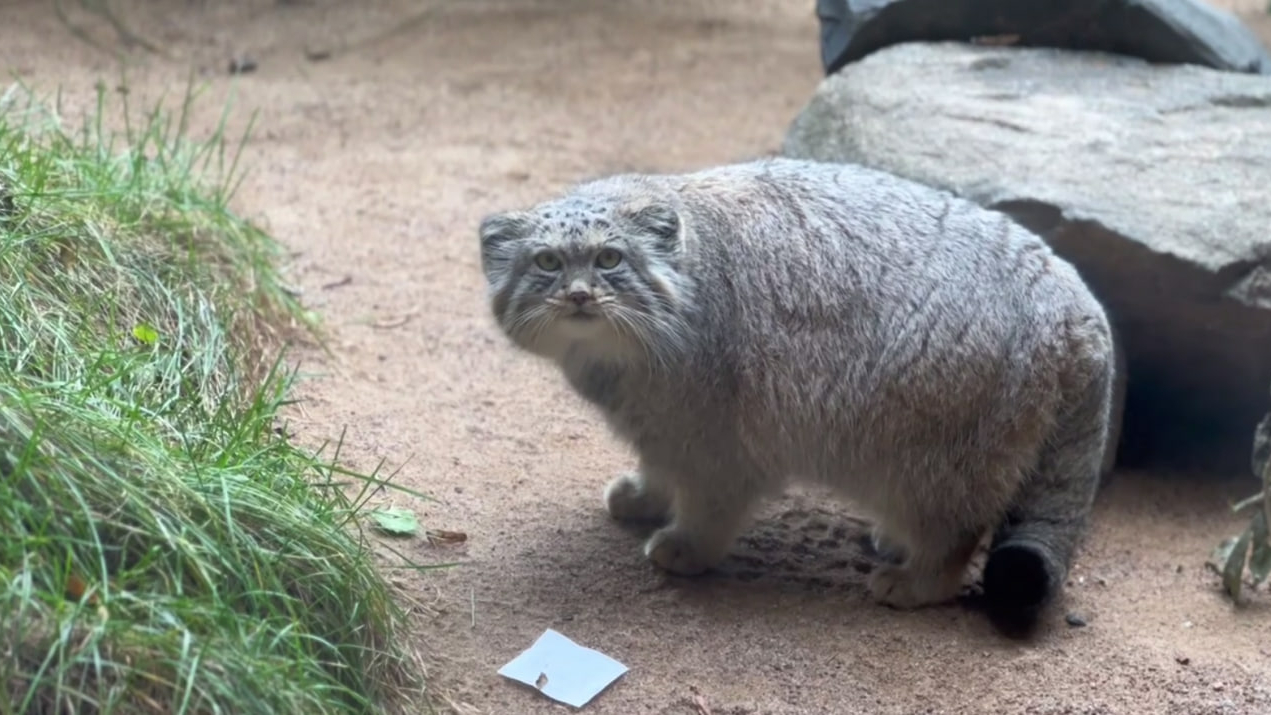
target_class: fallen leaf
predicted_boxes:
[131,323,159,346]
[65,572,98,605]
[370,507,419,536]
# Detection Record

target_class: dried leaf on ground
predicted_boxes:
[426,528,468,545]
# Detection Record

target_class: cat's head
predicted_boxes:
[477,188,693,366]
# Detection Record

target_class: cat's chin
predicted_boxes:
[554,312,614,340]
[513,315,641,364]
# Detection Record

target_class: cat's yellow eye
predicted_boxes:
[595,248,623,269]
[533,252,562,271]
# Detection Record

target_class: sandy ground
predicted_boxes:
[4,1,1271,713]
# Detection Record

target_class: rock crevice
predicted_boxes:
[815,0,1271,77]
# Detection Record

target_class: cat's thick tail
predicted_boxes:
[980,326,1116,636]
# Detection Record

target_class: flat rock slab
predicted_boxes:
[816,0,1271,77]
[783,42,1271,473]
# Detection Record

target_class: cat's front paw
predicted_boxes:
[643,526,724,576]
[868,564,959,610]
[604,472,670,523]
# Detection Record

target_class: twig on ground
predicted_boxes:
[53,0,164,56]
[322,275,354,290]
[371,311,419,330]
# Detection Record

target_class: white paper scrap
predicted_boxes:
[497,628,629,708]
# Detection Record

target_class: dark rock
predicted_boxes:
[815,0,1271,77]
[783,43,1271,474]
[228,56,258,75]
[1065,612,1088,627]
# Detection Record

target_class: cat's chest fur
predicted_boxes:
[561,353,723,448]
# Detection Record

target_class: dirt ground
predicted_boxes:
[4,1,1271,713]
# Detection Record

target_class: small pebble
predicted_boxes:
[1176,655,1191,665]
[1065,612,1087,627]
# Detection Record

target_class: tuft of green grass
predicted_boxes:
[0,80,429,714]
[1208,403,1271,604]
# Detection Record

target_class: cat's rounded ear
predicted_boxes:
[625,203,682,253]
[478,211,537,282]
[478,211,536,250]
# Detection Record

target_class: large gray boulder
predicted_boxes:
[783,42,1271,474]
[815,0,1271,77]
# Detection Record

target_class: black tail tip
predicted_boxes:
[979,539,1062,638]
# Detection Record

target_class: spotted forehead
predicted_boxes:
[533,195,616,238]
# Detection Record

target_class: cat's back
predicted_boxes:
[677,158,1037,271]
[654,159,1107,457]
[666,158,1095,335]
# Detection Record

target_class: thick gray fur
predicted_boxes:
[477,157,1114,625]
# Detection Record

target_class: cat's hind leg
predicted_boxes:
[868,524,985,609]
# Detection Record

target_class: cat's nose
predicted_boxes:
[567,290,592,306]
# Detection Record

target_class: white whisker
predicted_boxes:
[504,302,557,352]
[606,308,657,369]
